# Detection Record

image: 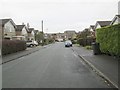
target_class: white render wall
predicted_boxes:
[22,27,27,36]
[4,21,16,38]
[113,19,118,25]
[96,24,101,29]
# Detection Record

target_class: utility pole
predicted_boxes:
[41,20,44,46]
[42,20,43,33]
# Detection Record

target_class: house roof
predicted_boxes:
[1,19,10,25]
[110,15,120,25]
[97,21,112,27]
[16,25,25,31]
[89,25,95,31]
[116,15,120,18]
[34,30,39,34]
[90,25,95,29]
[90,25,95,31]
[28,28,34,33]
[64,30,76,33]
[95,21,112,29]
[84,28,89,31]
[0,18,17,28]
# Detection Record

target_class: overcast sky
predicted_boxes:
[0,0,119,33]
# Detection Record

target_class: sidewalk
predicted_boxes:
[2,46,44,64]
[72,46,118,88]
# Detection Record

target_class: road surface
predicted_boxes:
[3,42,109,88]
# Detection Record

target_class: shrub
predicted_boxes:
[85,45,92,50]
[96,24,120,56]
[71,39,78,44]
[2,40,27,55]
[78,37,96,46]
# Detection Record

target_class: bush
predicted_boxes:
[85,45,92,50]
[96,24,120,56]
[2,40,27,55]
[78,37,96,46]
[71,39,78,44]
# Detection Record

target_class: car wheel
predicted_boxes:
[30,44,33,47]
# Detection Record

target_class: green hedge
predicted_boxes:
[2,40,27,55]
[78,37,96,46]
[96,24,120,56]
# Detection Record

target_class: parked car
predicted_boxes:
[26,40,38,47]
[33,41,39,46]
[64,40,72,47]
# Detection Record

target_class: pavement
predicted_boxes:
[71,45,118,89]
[2,42,111,88]
[2,44,52,64]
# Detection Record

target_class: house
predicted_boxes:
[34,30,39,35]
[89,25,95,38]
[1,19,17,40]
[56,33,65,41]
[27,28,35,41]
[110,15,120,25]
[12,25,28,40]
[64,30,76,40]
[94,21,112,30]
[83,28,91,38]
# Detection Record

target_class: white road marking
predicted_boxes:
[73,53,78,57]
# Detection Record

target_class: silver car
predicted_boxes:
[65,40,72,47]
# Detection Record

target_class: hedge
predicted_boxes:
[96,24,120,56]
[2,40,27,55]
[78,37,96,46]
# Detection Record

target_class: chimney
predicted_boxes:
[22,22,25,25]
[27,23,30,28]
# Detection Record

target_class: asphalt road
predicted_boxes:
[3,42,109,88]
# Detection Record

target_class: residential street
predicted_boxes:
[3,42,110,88]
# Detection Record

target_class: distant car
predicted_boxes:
[33,41,38,46]
[26,40,38,47]
[65,40,72,47]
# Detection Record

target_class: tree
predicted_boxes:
[35,31,44,45]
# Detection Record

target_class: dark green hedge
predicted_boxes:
[2,40,27,55]
[96,24,120,56]
[78,37,96,46]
